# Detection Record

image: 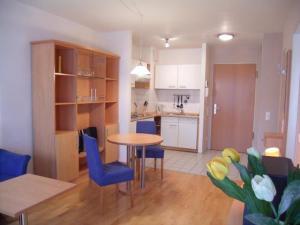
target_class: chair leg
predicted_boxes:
[154,158,157,170]
[99,186,104,213]
[136,158,141,180]
[128,181,134,207]
[161,158,164,180]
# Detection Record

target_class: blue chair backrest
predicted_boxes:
[83,134,104,182]
[136,121,156,134]
[0,149,31,176]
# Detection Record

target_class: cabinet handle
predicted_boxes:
[168,124,177,127]
[168,85,176,88]
[179,85,186,88]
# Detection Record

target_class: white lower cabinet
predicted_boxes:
[178,118,198,149]
[161,117,179,147]
[161,117,198,149]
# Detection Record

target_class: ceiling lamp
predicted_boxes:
[218,33,234,42]
[164,38,170,48]
[121,0,151,78]
[130,62,150,77]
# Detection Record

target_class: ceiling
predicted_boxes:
[18,0,294,48]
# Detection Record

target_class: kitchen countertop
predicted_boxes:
[130,112,199,121]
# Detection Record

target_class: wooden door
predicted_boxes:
[177,65,201,89]
[211,64,256,152]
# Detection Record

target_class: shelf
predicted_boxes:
[105,100,118,103]
[55,102,76,105]
[55,73,76,77]
[105,77,118,81]
[55,130,76,135]
[77,75,105,79]
[77,100,105,105]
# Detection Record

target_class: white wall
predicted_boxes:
[0,0,132,167]
[209,37,283,153]
[286,33,300,164]
[98,31,132,162]
[282,0,300,50]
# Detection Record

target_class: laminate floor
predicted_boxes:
[146,149,247,180]
[1,169,233,225]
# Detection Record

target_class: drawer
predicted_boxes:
[178,117,198,124]
[161,116,179,123]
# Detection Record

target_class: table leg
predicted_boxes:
[141,145,146,188]
[19,213,28,225]
[127,145,131,191]
[131,146,135,176]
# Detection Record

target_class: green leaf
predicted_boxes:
[233,162,252,185]
[285,199,300,225]
[245,213,281,225]
[278,180,300,216]
[207,172,246,202]
[248,155,265,176]
[288,165,300,184]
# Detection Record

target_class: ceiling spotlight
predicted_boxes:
[218,33,234,42]
[164,38,170,48]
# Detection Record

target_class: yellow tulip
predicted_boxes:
[222,148,240,163]
[207,156,229,180]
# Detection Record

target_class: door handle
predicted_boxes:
[213,103,218,115]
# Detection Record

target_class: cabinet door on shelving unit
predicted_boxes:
[177,65,201,89]
[76,49,93,76]
[93,53,106,77]
[55,131,79,181]
[155,65,178,89]
[178,118,198,149]
[105,124,119,163]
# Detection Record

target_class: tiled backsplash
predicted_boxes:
[131,89,200,114]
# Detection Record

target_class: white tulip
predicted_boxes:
[251,175,276,202]
[247,147,261,159]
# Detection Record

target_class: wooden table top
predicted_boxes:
[107,133,163,146]
[0,174,75,217]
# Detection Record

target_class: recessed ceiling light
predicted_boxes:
[218,33,234,42]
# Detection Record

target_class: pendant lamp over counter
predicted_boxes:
[120,0,151,78]
[130,62,150,77]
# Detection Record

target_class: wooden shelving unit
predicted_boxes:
[32,40,120,181]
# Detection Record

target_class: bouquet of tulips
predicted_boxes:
[206,147,300,225]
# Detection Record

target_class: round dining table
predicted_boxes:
[107,133,163,189]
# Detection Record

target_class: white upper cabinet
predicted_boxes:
[155,64,201,89]
[177,65,201,89]
[155,65,178,89]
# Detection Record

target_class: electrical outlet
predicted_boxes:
[265,112,271,121]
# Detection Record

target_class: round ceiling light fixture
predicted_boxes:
[164,38,170,48]
[218,33,234,42]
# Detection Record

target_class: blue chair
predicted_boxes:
[0,149,31,182]
[136,121,164,179]
[83,134,134,206]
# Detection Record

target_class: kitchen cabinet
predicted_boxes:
[155,65,178,89]
[178,118,198,149]
[155,64,201,89]
[161,117,179,147]
[177,65,201,89]
[161,116,198,150]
